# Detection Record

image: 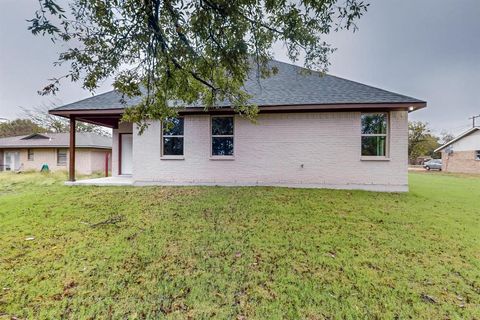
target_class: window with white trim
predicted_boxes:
[162,117,184,156]
[57,149,67,166]
[361,113,388,157]
[211,116,234,156]
[476,150,480,160]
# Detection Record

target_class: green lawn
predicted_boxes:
[0,172,479,319]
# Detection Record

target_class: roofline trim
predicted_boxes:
[434,127,479,152]
[49,102,426,116]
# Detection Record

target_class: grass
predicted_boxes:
[0,172,479,319]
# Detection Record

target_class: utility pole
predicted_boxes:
[468,114,480,128]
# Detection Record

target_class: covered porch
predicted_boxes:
[48,108,133,183]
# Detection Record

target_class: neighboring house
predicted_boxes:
[49,60,426,191]
[0,132,112,174]
[435,127,480,173]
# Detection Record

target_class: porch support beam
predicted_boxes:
[69,116,76,182]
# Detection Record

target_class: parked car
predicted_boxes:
[423,159,442,171]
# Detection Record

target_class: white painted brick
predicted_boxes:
[112,111,409,191]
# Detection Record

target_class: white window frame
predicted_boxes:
[475,150,480,161]
[210,115,235,160]
[360,112,390,160]
[160,117,185,160]
[57,148,67,166]
[27,149,34,161]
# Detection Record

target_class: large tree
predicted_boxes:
[0,119,47,138]
[408,121,440,163]
[29,0,368,131]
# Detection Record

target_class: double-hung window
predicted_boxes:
[162,117,184,157]
[476,150,480,160]
[211,116,234,157]
[57,149,67,166]
[361,113,388,157]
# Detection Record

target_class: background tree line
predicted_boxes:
[408,121,454,164]
[0,105,109,138]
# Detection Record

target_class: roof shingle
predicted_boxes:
[0,133,112,149]
[51,60,425,112]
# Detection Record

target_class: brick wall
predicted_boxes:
[442,150,480,173]
[125,111,409,191]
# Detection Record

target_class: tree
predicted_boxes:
[29,0,368,131]
[408,121,440,163]
[440,130,455,145]
[0,119,48,138]
[22,105,111,136]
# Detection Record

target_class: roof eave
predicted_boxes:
[48,102,426,116]
[434,127,479,152]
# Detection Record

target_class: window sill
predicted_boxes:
[209,156,235,161]
[161,156,185,160]
[360,156,390,161]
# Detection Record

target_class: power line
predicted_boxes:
[468,114,480,128]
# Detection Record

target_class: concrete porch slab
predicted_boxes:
[65,176,134,186]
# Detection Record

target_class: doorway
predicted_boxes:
[4,151,20,171]
[120,134,133,175]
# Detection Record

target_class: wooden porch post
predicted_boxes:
[69,116,76,181]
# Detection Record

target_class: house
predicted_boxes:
[435,127,480,173]
[0,132,112,174]
[49,60,426,191]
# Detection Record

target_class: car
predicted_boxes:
[423,159,442,171]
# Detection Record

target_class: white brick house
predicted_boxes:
[50,60,426,191]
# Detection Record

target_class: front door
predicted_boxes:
[120,134,133,175]
[4,151,20,171]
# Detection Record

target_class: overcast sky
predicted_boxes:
[1,0,479,135]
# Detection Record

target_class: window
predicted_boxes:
[27,149,34,161]
[162,117,184,156]
[211,116,234,157]
[57,149,67,166]
[476,150,480,160]
[361,113,388,157]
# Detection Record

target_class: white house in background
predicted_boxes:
[49,60,427,191]
[435,127,480,173]
[0,132,111,174]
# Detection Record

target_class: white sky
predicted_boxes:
[1,0,479,135]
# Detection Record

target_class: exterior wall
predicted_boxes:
[112,122,133,176]
[442,150,480,173]
[441,129,480,173]
[448,130,480,151]
[90,149,111,174]
[131,111,409,191]
[0,148,110,175]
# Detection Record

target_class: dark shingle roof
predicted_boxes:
[0,133,112,149]
[51,60,425,112]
